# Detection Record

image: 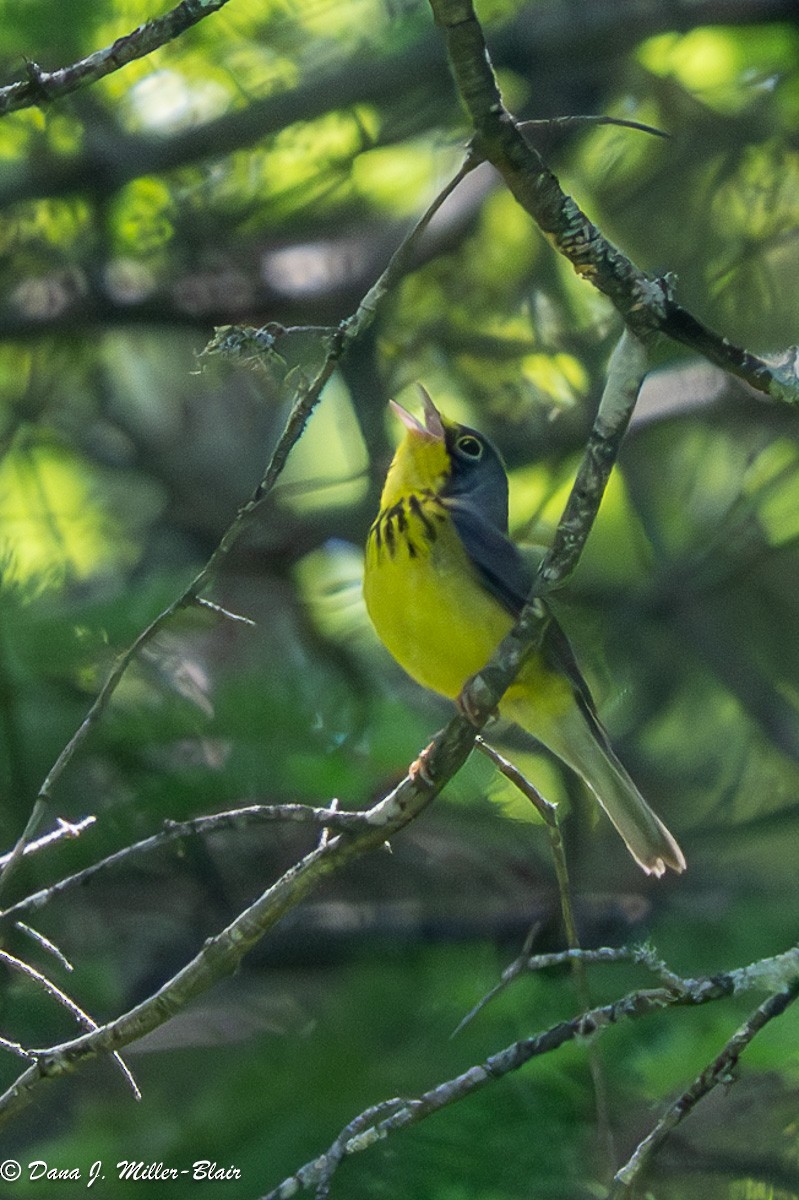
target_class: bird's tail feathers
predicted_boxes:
[505,700,685,877]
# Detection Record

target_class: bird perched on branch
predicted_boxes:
[363,388,685,877]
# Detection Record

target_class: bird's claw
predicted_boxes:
[456,677,498,727]
[409,745,435,786]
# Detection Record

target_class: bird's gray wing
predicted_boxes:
[446,498,531,616]
[448,497,610,742]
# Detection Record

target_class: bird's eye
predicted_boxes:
[456,435,483,460]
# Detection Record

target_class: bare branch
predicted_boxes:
[536,329,649,591]
[611,980,799,1194]
[13,923,74,973]
[451,921,541,1037]
[0,802,373,921]
[0,816,95,870]
[0,1036,33,1062]
[0,950,139,1101]
[0,808,96,902]
[518,115,669,142]
[475,736,578,935]
[265,1100,409,1200]
[192,597,256,626]
[0,760,448,1129]
[262,946,799,1199]
[454,943,698,1038]
[0,0,233,117]
[427,0,799,403]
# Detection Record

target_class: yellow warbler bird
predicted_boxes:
[363,389,685,877]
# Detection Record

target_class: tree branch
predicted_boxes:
[2,0,792,211]
[0,949,139,1102]
[0,802,374,921]
[262,945,799,1199]
[0,743,455,1129]
[0,815,95,870]
[611,979,799,1194]
[0,0,233,117]
[427,0,799,403]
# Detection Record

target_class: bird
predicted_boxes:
[363,387,685,877]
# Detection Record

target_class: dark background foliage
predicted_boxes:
[1,1,799,1196]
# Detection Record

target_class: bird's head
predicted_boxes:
[380,387,509,531]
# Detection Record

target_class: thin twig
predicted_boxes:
[428,0,799,403]
[611,980,799,1195]
[192,597,256,626]
[0,1036,32,1061]
[0,0,233,117]
[13,923,74,973]
[261,947,799,1200]
[536,328,649,593]
[0,950,139,1101]
[475,735,583,951]
[517,115,670,142]
[0,802,372,921]
[475,737,578,931]
[474,739,614,1162]
[0,815,95,870]
[347,155,477,333]
[450,922,540,1037]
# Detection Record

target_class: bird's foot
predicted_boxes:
[456,675,498,727]
[409,744,435,787]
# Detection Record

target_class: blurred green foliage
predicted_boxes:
[0,0,798,1196]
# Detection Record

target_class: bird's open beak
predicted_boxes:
[389,385,444,442]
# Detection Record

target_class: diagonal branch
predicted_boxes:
[0,0,233,117]
[427,0,799,404]
[262,946,799,1199]
[459,328,649,728]
[611,979,799,1194]
[0,815,95,870]
[0,741,463,1129]
[0,949,139,1101]
[0,802,375,921]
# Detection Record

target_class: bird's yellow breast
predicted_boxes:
[364,489,518,700]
